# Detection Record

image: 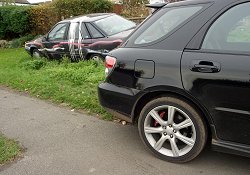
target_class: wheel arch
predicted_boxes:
[85,50,105,60]
[30,46,38,56]
[132,86,213,139]
[86,53,103,60]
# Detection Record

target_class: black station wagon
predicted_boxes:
[98,0,250,163]
[25,13,136,61]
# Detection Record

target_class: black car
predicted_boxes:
[98,0,250,163]
[25,13,136,61]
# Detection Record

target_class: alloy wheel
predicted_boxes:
[144,105,196,157]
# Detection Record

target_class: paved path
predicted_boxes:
[0,89,249,175]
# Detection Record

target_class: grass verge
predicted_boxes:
[0,48,112,120]
[0,134,21,165]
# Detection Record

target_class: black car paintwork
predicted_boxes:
[182,50,250,145]
[98,0,250,157]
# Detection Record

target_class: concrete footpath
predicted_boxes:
[0,88,249,175]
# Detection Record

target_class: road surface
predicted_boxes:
[0,88,249,175]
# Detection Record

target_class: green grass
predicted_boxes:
[0,134,21,164]
[0,48,112,120]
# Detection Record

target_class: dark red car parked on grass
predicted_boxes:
[25,13,136,61]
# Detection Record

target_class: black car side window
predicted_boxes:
[202,2,250,53]
[81,23,91,39]
[48,23,68,41]
[86,23,104,39]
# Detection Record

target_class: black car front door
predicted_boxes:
[181,2,250,145]
[43,22,70,59]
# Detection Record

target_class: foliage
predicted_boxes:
[0,0,15,6]
[0,40,9,48]
[0,6,30,39]
[0,48,112,120]
[121,0,184,17]
[21,59,47,70]
[8,34,35,48]
[53,0,113,19]
[29,0,113,35]
[122,0,149,17]
[0,35,39,49]
[0,134,21,164]
[0,0,113,38]
[0,0,184,40]
[29,4,60,36]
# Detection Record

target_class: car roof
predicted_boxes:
[60,13,114,23]
[166,0,239,7]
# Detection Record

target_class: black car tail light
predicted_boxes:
[105,56,116,77]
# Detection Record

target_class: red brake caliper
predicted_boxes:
[154,111,166,127]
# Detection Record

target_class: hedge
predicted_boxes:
[53,0,112,18]
[0,6,30,39]
[29,4,60,36]
[0,0,113,39]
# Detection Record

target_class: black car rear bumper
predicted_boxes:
[98,82,139,123]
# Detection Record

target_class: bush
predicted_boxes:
[9,35,35,48]
[53,0,113,19]
[0,40,9,48]
[121,0,184,17]
[91,0,113,13]
[0,6,30,39]
[122,0,149,17]
[29,4,60,36]
[21,59,47,70]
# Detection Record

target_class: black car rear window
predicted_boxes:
[134,5,203,45]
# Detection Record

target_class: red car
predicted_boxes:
[25,13,136,61]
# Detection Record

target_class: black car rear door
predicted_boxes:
[181,2,250,145]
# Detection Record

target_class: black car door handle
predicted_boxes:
[191,60,221,73]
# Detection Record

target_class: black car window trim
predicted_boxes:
[91,18,110,36]
[85,22,105,39]
[73,22,80,40]
[184,48,250,57]
[47,22,70,41]
[128,3,210,48]
[198,1,250,53]
[80,22,91,39]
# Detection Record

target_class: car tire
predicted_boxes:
[89,54,104,62]
[32,48,42,59]
[138,96,207,163]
